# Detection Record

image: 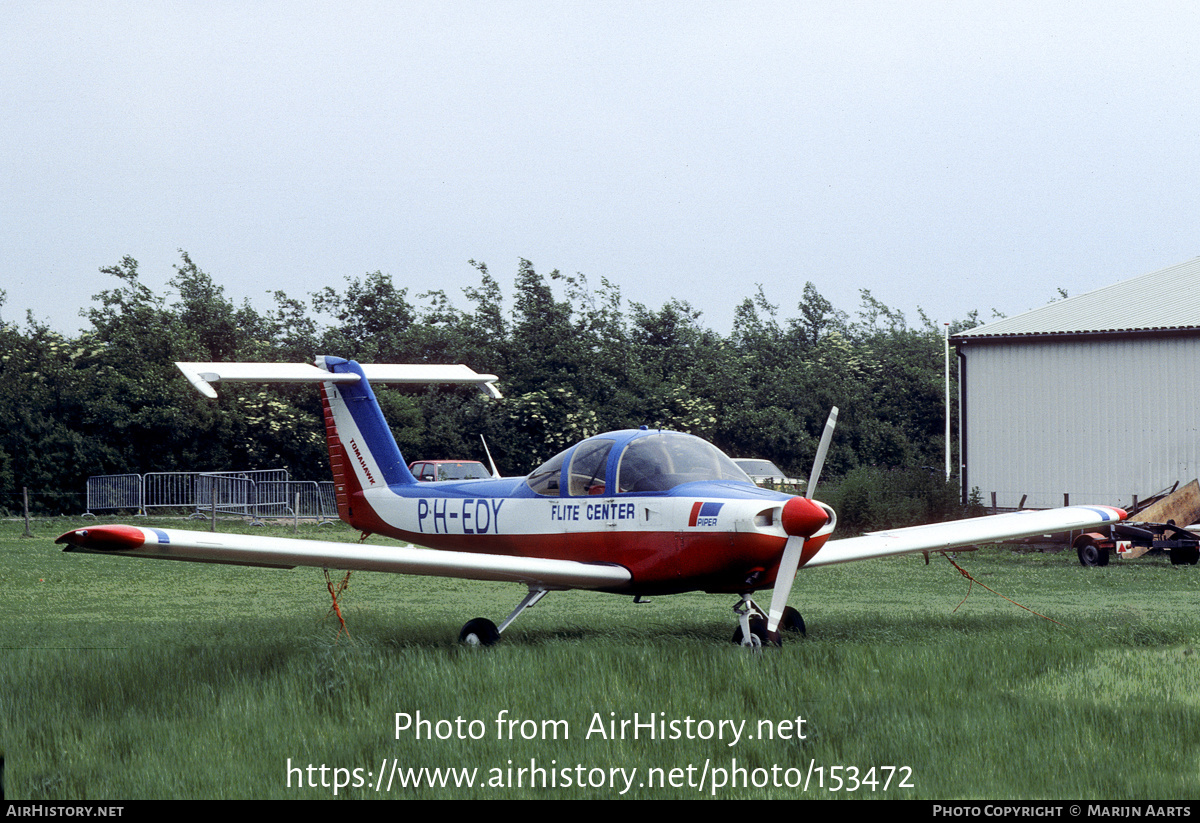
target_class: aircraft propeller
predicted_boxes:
[765,407,838,636]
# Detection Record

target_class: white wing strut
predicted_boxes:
[804,505,1126,568]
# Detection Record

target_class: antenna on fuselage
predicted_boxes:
[481,435,501,478]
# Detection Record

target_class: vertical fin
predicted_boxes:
[316,357,417,523]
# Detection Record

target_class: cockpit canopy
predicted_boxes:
[525,430,754,497]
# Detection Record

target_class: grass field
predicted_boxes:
[3,517,1199,799]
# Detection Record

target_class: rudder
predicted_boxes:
[317,357,417,523]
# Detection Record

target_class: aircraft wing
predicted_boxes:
[56,526,631,591]
[805,505,1126,568]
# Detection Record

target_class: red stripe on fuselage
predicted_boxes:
[346,491,799,594]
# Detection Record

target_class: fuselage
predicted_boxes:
[340,432,833,595]
[316,360,834,595]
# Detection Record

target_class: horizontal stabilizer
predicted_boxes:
[806,505,1126,568]
[57,526,629,590]
[177,360,502,399]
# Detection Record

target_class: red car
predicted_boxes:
[408,460,493,482]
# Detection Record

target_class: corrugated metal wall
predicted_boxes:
[961,335,1199,509]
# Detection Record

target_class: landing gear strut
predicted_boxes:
[731,596,805,647]
[730,595,776,647]
[459,586,548,646]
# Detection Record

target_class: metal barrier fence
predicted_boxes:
[196,470,291,521]
[256,480,338,521]
[84,471,341,522]
[85,474,144,515]
[143,472,201,515]
[318,482,337,521]
[196,474,256,520]
[88,469,299,520]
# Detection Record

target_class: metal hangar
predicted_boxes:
[951,257,1200,510]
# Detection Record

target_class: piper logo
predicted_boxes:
[688,501,723,527]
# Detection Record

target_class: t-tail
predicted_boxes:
[174,356,502,530]
[316,356,418,524]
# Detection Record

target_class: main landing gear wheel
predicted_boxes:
[457,587,549,647]
[459,617,500,646]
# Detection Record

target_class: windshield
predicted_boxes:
[616,432,752,493]
[526,431,754,496]
[526,449,568,496]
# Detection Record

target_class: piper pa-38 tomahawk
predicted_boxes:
[58,356,1127,647]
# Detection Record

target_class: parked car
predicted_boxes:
[733,459,806,493]
[408,460,493,482]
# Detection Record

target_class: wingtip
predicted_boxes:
[56,525,148,552]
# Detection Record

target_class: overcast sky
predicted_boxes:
[4,1,1198,338]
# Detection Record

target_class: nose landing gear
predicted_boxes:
[731,595,805,647]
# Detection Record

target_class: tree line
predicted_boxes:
[0,251,982,514]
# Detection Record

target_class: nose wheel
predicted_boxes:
[731,596,803,646]
[732,614,775,647]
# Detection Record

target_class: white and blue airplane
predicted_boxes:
[58,356,1127,646]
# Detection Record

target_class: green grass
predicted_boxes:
[3,518,1199,799]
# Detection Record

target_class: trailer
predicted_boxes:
[1074,521,1200,566]
[1074,479,1200,567]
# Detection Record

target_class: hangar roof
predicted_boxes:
[953,257,1200,340]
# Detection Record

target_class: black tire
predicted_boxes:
[1077,541,1107,567]
[459,617,501,646]
[781,606,806,635]
[731,615,781,647]
[1170,546,1199,566]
